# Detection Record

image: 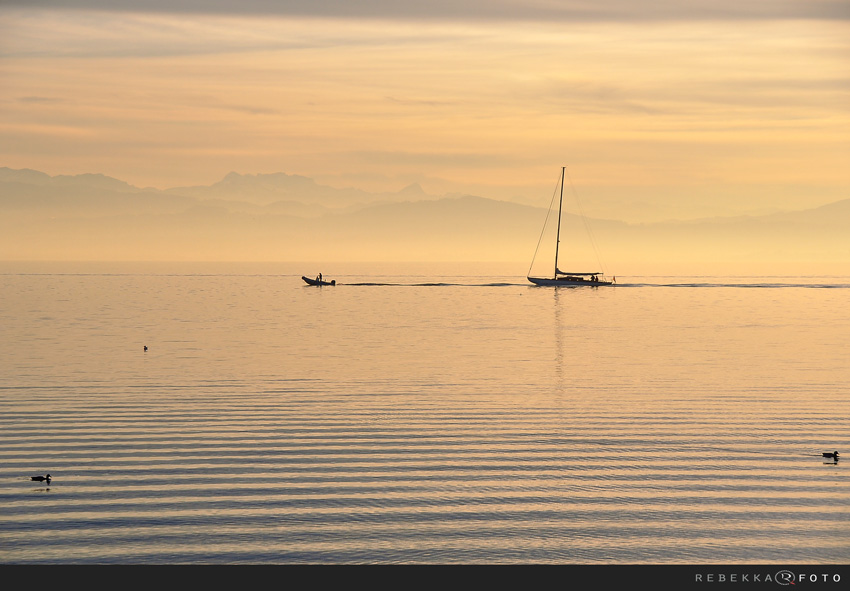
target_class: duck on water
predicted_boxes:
[822,451,840,459]
[31,474,51,484]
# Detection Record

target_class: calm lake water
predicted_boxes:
[1,262,848,564]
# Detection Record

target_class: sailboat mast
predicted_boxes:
[553,166,565,276]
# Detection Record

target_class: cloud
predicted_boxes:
[216,103,279,116]
[17,96,63,104]
[2,2,847,212]
[342,150,521,170]
[0,9,471,60]
[4,0,849,22]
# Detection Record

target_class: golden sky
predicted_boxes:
[1,2,848,221]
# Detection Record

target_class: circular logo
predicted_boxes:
[775,570,796,586]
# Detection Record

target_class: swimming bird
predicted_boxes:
[144,345,148,352]
[822,451,839,459]
[31,474,51,483]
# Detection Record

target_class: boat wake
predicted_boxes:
[344,281,523,287]
[624,282,850,289]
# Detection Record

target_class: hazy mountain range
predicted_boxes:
[1,167,848,267]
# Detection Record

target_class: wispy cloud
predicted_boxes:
[385,96,457,108]
[3,1,849,22]
[0,10,472,59]
[2,3,848,214]
[17,96,64,104]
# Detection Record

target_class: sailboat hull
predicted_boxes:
[527,276,613,287]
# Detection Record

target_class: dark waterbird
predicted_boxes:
[822,451,839,459]
[31,474,51,483]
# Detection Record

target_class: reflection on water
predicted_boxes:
[0,263,848,564]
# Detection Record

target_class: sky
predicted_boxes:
[1,0,848,221]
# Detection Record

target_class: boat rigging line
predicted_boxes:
[527,168,565,278]
[564,166,607,276]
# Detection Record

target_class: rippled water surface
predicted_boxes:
[1,262,848,564]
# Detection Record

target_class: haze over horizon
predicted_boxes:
[1,1,848,262]
[1,165,848,272]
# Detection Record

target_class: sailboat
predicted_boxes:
[527,167,614,286]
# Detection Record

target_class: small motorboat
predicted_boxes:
[302,275,335,286]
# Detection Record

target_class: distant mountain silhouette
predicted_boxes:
[165,170,431,209]
[1,167,848,264]
[0,167,141,192]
